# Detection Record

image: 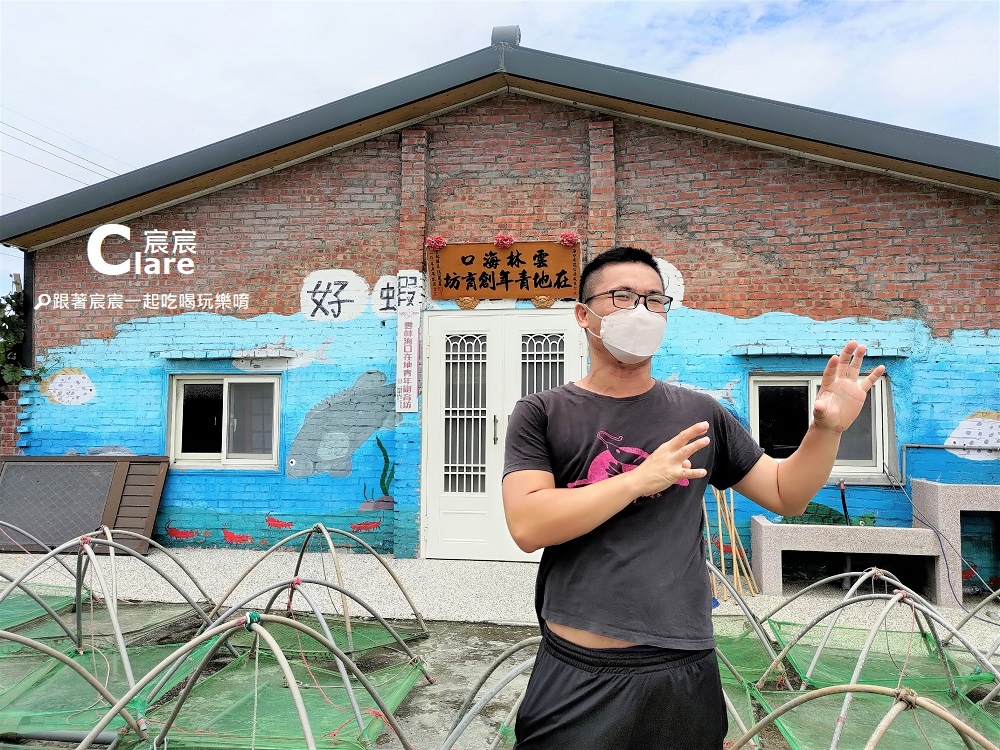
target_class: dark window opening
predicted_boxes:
[181,383,223,453]
[758,384,808,459]
[782,550,932,598]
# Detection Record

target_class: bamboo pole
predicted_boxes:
[703,497,718,599]
[720,488,744,597]
[730,488,759,595]
[725,490,749,597]
[723,488,757,596]
[714,488,729,600]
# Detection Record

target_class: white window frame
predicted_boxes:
[169,374,280,469]
[749,373,896,484]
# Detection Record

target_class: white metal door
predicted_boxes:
[423,309,584,560]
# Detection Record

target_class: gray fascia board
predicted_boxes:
[504,46,999,180]
[0,46,505,244]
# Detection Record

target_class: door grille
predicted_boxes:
[444,334,487,493]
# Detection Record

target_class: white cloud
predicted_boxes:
[671,1,999,141]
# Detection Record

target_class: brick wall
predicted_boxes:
[31,94,998,355]
[0,381,20,454]
[33,134,402,352]
[421,95,592,244]
[613,118,998,337]
[20,91,1000,555]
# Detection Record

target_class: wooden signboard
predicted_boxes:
[426,242,579,301]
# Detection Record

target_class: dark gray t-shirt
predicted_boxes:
[503,381,764,649]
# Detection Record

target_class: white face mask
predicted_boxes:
[584,303,667,364]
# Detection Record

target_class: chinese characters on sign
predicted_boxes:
[394,271,423,413]
[35,292,250,312]
[299,269,425,323]
[395,314,420,412]
[373,270,425,319]
[425,242,579,301]
[299,270,369,322]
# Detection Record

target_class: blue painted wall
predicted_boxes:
[19,309,416,555]
[17,302,998,569]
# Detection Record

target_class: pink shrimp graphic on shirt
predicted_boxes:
[568,430,689,496]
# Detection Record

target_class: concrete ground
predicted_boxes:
[2,548,998,749]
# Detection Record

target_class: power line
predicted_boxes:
[1,122,120,177]
[0,150,91,185]
[1,131,118,180]
[0,104,136,169]
[1,193,30,207]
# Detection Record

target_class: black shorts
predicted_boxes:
[514,627,727,750]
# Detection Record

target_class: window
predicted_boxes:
[169,375,280,468]
[749,373,895,483]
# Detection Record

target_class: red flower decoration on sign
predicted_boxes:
[424,235,447,250]
[494,232,515,248]
[558,231,580,247]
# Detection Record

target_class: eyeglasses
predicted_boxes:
[583,289,673,314]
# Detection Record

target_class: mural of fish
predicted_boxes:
[946,410,1000,461]
[286,370,400,478]
[64,446,135,456]
[664,373,738,404]
[778,502,877,526]
[39,367,96,405]
[232,336,335,371]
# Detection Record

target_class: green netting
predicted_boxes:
[768,619,996,692]
[140,650,426,749]
[0,601,197,655]
[495,720,517,750]
[0,581,80,630]
[0,651,50,698]
[0,639,218,734]
[227,614,425,660]
[943,642,999,685]
[751,685,1000,750]
[714,614,778,684]
[722,678,761,747]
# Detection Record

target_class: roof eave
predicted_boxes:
[0,46,508,248]
[3,42,997,249]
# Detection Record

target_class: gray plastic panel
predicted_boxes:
[0,462,115,549]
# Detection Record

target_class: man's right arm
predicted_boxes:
[502,421,711,552]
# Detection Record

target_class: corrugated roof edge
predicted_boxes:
[2,42,997,245]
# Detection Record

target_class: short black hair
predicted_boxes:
[578,246,662,302]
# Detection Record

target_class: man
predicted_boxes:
[502,246,885,749]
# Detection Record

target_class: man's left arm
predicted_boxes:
[733,341,886,517]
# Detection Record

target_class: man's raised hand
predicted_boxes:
[629,422,710,497]
[813,341,887,433]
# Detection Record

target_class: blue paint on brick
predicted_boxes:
[26,310,409,554]
[22,300,998,561]
[656,309,998,563]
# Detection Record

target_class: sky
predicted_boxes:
[1,0,998,282]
